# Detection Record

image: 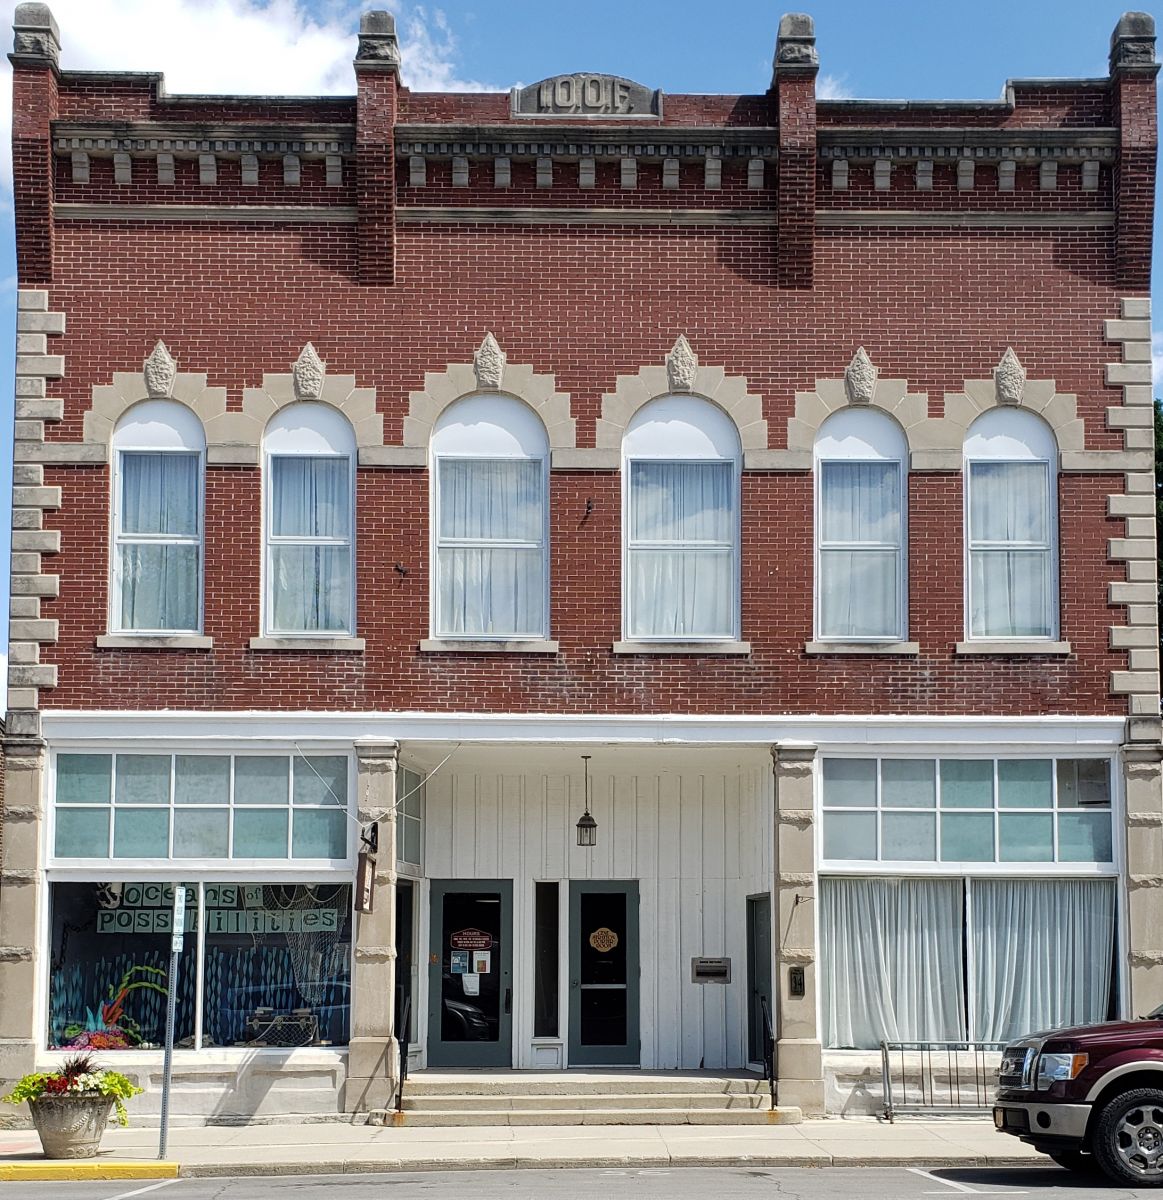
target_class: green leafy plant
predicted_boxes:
[3,1054,143,1127]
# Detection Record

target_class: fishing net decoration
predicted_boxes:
[260,883,349,1009]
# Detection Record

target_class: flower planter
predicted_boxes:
[29,1095,115,1159]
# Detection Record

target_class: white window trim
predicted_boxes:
[963,416,1059,643]
[109,444,205,637]
[815,752,1121,876]
[430,454,550,641]
[621,395,742,644]
[46,749,356,872]
[261,419,357,639]
[396,765,425,876]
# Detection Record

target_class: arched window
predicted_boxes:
[814,408,907,641]
[623,396,740,641]
[264,404,356,636]
[431,394,549,639]
[964,408,1058,640]
[111,400,205,634]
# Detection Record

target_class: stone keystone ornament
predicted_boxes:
[994,347,1027,406]
[293,343,326,400]
[844,346,878,405]
[143,341,177,398]
[474,333,507,390]
[666,335,699,392]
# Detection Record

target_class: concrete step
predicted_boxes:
[402,1091,769,1112]
[370,1106,801,1128]
[403,1075,766,1098]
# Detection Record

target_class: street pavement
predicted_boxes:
[5,1165,1161,1199]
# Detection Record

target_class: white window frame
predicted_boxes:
[262,404,357,638]
[963,409,1059,642]
[396,765,425,876]
[813,408,907,642]
[109,401,205,636]
[622,395,742,642]
[430,394,551,641]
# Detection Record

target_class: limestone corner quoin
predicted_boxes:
[0,2,1158,1125]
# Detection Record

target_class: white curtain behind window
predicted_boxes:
[972,878,1115,1042]
[437,458,545,636]
[628,460,733,638]
[819,461,900,638]
[118,451,200,631]
[968,461,1051,637]
[269,456,351,632]
[821,876,966,1049]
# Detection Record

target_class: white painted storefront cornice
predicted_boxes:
[41,710,1127,749]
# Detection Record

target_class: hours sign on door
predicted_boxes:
[450,928,492,951]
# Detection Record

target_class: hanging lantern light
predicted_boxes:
[576,754,597,847]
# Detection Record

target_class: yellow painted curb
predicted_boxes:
[0,1160,179,1181]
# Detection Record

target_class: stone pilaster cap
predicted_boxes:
[356,9,401,73]
[1110,11,1158,76]
[11,2,60,70]
[772,12,818,84]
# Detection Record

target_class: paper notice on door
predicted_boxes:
[473,951,491,974]
[450,950,470,975]
[462,973,480,996]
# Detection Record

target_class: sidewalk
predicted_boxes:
[0,1116,1046,1180]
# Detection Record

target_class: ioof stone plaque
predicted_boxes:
[512,73,661,118]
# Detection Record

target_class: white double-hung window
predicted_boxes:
[264,404,356,636]
[964,409,1057,640]
[815,408,906,641]
[111,401,205,634]
[431,394,549,639]
[623,396,740,641]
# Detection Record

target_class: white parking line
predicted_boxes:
[104,1180,181,1200]
[907,1166,1028,1195]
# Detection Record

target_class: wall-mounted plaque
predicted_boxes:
[512,73,662,119]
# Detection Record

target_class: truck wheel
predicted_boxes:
[1047,1149,1100,1175]
[1093,1088,1163,1187]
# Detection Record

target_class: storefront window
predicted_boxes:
[47,882,352,1051]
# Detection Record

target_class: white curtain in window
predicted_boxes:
[821,877,966,1049]
[819,461,900,638]
[969,461,1051,637]
[270,457,351,632]
[118,452,199,631]
[437,459,545,636]
[628,461,733,638]
[972,878,1115,1043]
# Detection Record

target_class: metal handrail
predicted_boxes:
[759,994,776,1111]
[395,990,411,1114]
[880,1039,1006,1122]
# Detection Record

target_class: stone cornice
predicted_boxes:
[396,124,779,158]
[53,123,354,156]
[818,126,1117,161]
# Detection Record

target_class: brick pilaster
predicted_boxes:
[772,14,817,290]
[355,12,400,286]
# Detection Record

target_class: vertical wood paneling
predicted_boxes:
[423,755,767,1069]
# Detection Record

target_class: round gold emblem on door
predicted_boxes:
[589,926,619,952]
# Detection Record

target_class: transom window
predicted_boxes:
[964,409,1058,639]
[111,401,205,634]
[264,404,356,636]
[821,756,1113,866]
[52,752,352,863]
[623,396,740,640]
[431,394,549,639]
[814,408,906,641]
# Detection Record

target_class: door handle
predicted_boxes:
[504,987,512,1015]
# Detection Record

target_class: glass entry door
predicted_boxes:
[568,880,640,1066]
[427,880,513,1067]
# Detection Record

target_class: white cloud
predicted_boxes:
[0,0,494,192]
[1153,331,1163,394]
[817,73,854,101]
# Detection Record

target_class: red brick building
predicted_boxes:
[1,4,1158,1120]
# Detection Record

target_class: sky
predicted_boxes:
[0,0,1156,711]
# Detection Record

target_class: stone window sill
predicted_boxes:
[805,641,919,656]
[612,640,751,656]
[249,636,366,652]
[955,640,1071,656]
[419,639,560,654]
[96,634,213,650]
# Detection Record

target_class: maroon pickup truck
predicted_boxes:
[993,1011,1163,1186]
